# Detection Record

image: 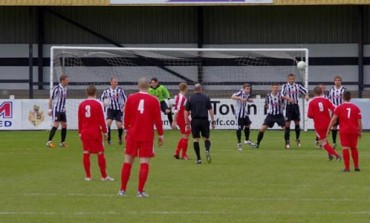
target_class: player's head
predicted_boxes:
[59,74,69,86]
[194,83,202,93]
[343,91,351,101]
[271,82,279,94]
[242,83,250,93]
[138,77,150,91]
[313,86,322,96]
[110,77,119,89]
[150,77,159,88]
[334,76,342,87]
[86,85,97,97]
[179,82,188,93]
[287,73,296,84]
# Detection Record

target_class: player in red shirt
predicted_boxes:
[307,86,340,161]
[327,91,362,172]
[78,85,114,181]
[171,82,191,160]
[118,77,164,198]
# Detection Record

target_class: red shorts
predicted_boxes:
[81,138,104,154]
[177,121,191,135]
[125,139,155,158]
[315,129,327,141]
[340,133,359,148]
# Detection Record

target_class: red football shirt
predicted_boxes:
[174,93,187,124]
[124,92,164,141]
[78,99,107,140]
[334,102,362,134]
[307,96,335,130]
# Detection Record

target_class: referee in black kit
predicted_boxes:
[184,83,215,164]
[281,73,309,149]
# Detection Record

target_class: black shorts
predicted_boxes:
[160,101,170,114]
[263,114,285,128]
[285,104,300,122]
[237,117,252,129]
[191,119,210,139]
[53,111,67,122]
[106,109,123,122]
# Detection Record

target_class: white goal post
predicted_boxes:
[50,46,309,130]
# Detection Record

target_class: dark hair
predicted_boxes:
[343,91,351,101]
[151,77,158,82]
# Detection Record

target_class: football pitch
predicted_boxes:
[1,130,370,223]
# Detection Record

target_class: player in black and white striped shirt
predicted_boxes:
[327,75,347,148]
[281,73,309,149]
[252,83,285,149]
[46,74,69,148]
[100,77,127,145]
[231,83,256,150]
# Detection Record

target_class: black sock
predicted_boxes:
[295,125,300,140]
[285,128,290,143]
[205,140,211,152]
[118,128,123,139]
[257,132,264,145]
[332,129,338,144]
[48,127,57,141]
[244,127,250,141]
[193,142,201,160]
[236,129,241,143]
[61,128,67,143]
[108,127,111,142]
[167,113,173,125]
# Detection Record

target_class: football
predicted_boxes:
[297,61,307,70]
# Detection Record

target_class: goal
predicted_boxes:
[50,46,309,129]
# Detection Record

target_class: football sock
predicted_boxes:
[118,128,123,139]
[323,142,338,157]
[61,128,67,143]
[205,140,211,152]
[284,128,290,143]
[138,163,149,193]
[107,127,111,142]
[120,162,132,191]
[167,113,173,125]
[295,125,300,140]
[97,153,107,179]
[181,138,189,157]
[351,147,359,168]
[244,127,250,141]
[48,127,57,141]
[315,136,319,142]
[332,129,338,144]
[236,129,241,143]
[257,131,264,145]
[193,142,201,160]
[175,139,182,155]
[342,149,350,170]
[83,153,91,178]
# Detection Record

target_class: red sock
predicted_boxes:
[323,142,338,157]
[181,138,189,157]
[175,139,182,155]
[83,153,91,178]
[351,147,359,168]
[97,154,107,179]
[120,163,132,191]
[138,163,149,193]
[342,149,350,170]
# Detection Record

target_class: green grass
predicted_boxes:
[1,130,370,223]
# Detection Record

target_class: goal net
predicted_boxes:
[50,46,309,130]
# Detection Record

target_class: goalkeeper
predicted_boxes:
[149,77,173,125]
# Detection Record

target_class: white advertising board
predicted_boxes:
[110,0,273,5]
